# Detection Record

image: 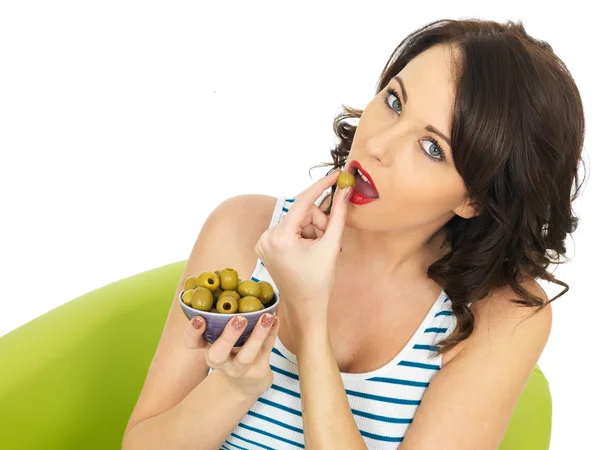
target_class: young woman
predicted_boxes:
[122,18,586,450]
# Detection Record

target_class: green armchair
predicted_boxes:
[0,261,552,449]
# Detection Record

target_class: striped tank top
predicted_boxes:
[219,189,457,450]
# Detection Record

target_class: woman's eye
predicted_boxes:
[421,140,443,160]
[386,92,402,112]
[383,87,446,163]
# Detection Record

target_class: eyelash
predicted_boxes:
[383,87,446,163]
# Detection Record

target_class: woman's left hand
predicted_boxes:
[254,169,354,331]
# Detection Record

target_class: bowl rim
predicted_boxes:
[178,287,279,317]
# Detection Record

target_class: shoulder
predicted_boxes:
[472,278,552,344]
[400,278,553,448]
[455,277,552,360]
[205,194,279,269]
[218,194,279,243]
[218,194,279,231]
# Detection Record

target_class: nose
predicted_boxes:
[365,125,404,166]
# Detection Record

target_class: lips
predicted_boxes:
[348,160,379,198]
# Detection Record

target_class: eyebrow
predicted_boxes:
[393,75,452,147]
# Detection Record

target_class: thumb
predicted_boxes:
[182,315,208,349]
[323,186,353,246]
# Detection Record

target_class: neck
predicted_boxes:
[338,223,449,282]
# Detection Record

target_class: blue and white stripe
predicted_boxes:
[219,192,457,449]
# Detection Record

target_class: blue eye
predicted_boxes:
[385,88,403,112]
[382,87,447,164]
[420,139,444,162]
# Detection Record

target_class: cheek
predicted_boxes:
[393,171,464,212]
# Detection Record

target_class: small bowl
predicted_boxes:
[179,289,279,347]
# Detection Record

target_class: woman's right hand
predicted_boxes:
[182,313,280,397]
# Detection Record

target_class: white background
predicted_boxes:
[1,1,598,448]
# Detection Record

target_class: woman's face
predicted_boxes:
[343,44,478,233]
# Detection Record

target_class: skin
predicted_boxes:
[285,43,480,369]
[282,43,552,449]
[124,43,552,450]
[339,43,478,279]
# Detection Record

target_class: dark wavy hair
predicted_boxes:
[310,18,587,355]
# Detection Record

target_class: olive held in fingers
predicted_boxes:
[336,170,355,189]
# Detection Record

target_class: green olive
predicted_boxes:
[219,268,239,291]
[238,296,264,313]
[237,280,261,298]
[196,271,220,292]
[191,287,214,311]
[183,276,197,291]
[219,290,241,301]
[257,281,275,305]
[336,171,355,189]
[181,289,194,306]
[216,296,239,314]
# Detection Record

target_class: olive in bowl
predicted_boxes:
[179,268,279,347]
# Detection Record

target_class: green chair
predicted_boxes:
[0,261,552,449]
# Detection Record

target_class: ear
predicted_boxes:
[453,198,481,219]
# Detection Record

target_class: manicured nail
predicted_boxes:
[192,316,204,329]
[261,313,275,328]
[231,316,247,331]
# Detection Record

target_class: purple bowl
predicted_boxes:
[179,289,279,347]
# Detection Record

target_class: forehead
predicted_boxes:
[394,44,459,134]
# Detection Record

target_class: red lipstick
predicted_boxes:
[347,160,379,204]
[348,160,379,194]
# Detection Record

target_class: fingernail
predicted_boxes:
[343,187,354,203]
[261,313,275,328]
[231,316,247,331]
[273,316,279,326]
[192,316,204,329]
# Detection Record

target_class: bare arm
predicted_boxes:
[399,279,552,449]
[122,194,277,450]
[122,370,260,450]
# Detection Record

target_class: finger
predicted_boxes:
[300,224,318,239]
[300,204,329,232]
[230,313,276,371]
[280,169,341,235]
[205,316,247,369]
[256,315,280,364]
[301,224,326,240]
[300,205,329,239]
[323,185,353,246]
[182,315,208,350]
